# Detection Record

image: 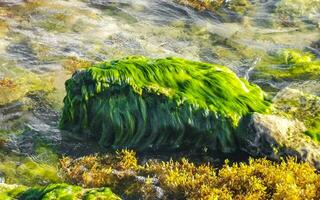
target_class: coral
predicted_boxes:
[60,56,269,153]
[60,150,320,200]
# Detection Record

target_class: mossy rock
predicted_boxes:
[273,87,320,142]
[0,183,120,200]
[60,57,269,153]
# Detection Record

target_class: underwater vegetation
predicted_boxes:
[273,88,320,142]
[60,56,269,153]
[0,183,120,200]
[253,49,320,81]
[60,150,320,200]
[0,20,8,37]
[0,0,99,34]
[62,56,93,74]
[0,67,54,106]
[0,146,61,186]
[275,0,320,27]
[176,0,225,11]
[176,0,252,15]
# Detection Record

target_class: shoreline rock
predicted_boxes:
[60,56,270,153]
[237,113,320,169]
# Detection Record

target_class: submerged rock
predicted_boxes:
[237,113,320,169]
[273,87,320,142]
[60,56,269,153]
[252,49,320,83]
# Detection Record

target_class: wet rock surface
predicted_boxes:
[0,0,24,7]
[2,92,102,158]
[273,87,320,141]
[237,113,320,169]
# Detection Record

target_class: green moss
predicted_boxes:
[0,183,120,200]
[60,57,269,153]
[254,49,320,81]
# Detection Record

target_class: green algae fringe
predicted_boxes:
[0,183,120,200]
[60,57,269,153]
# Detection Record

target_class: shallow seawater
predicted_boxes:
[0,0,319,186]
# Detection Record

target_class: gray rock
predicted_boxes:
[236,113,320,169]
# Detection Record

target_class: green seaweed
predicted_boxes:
[0,183,120,200]
[0,151,61,186]
[60,57,269,153]
[0,184,27,200]
[83,188,120,200]
[254,49,320,81]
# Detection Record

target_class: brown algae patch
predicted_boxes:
[60,150,320,200]
[62,57,93,74]
[0,20,8,37]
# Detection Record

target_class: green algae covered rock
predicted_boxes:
[0,183,27,200]
[273,87,320,142]
[0,183,120,200]
[253,49,320,81]
[20,183,120,200]
[60,57,269,153]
